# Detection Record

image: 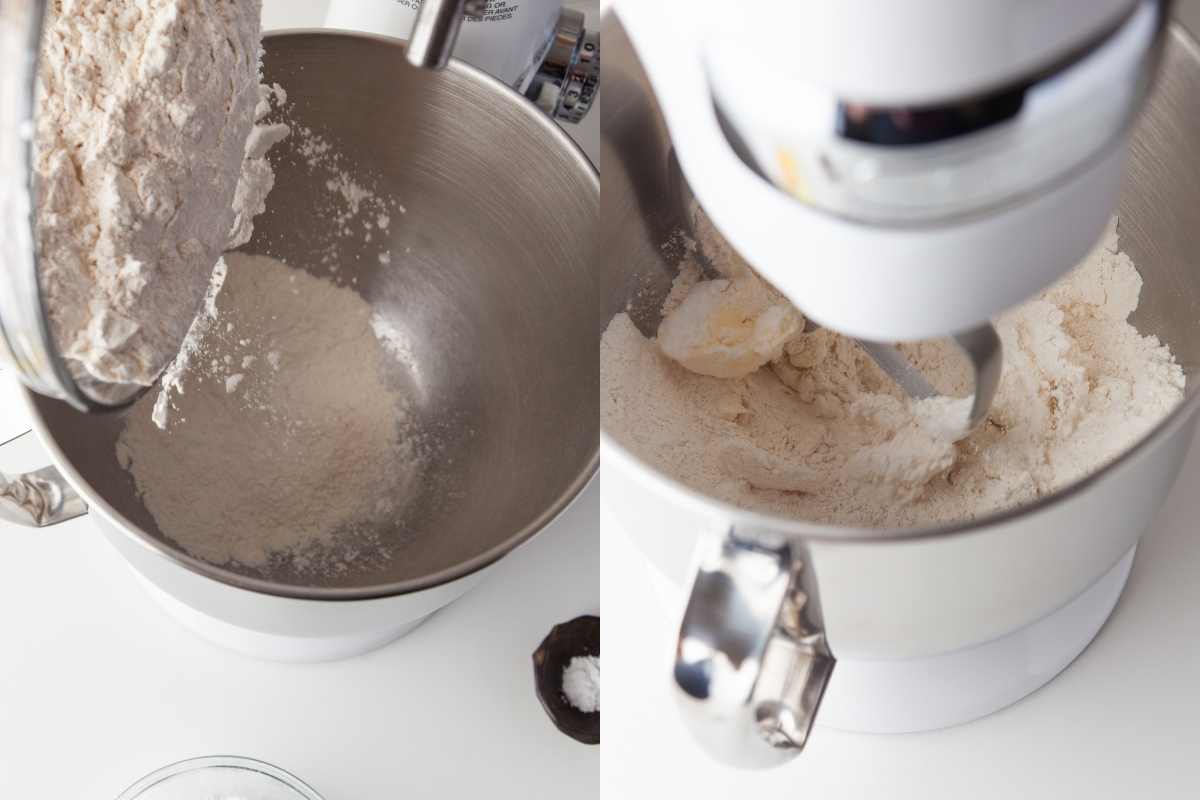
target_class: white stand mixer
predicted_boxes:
[612,0,1169,768]
[620,0,1162,434]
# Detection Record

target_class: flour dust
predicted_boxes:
[117,253,423,575]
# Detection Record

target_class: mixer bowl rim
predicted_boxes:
[601,376,1200,544]
[20,31,600,602]
[604,369,1200,544]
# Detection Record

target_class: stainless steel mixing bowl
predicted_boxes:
[5,31,597,655]
[601,12,1200,766]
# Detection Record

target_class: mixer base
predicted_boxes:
[133,573,435,663]
[643,543,1136,735]
[817,545,1136,734]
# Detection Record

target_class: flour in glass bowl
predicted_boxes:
[33,0,289,401]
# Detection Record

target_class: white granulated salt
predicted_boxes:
[34,0,288,401]
[117,253,418,571]
[601,215,1185,527]
[563,655,600,713]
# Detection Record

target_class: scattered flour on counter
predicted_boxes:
[117,253,417,571]
[601,216,1186,528]
[563,655,600,713]
[35,0,289,401]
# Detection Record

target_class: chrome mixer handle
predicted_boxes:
[674,529,835,768]
[405,0,486,72]
[0,464,86,527]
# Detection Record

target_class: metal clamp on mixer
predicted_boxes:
[0,463,85,527]
[405,0,488,71]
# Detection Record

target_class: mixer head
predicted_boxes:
[615,0,1167,431]
[616,0,1167,342]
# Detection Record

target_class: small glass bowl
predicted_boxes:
[115,755,325,800]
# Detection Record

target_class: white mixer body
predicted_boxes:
[614,0,1161,341]
[708,1,1136,104]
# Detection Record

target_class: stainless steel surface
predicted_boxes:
[1181,0,1200,38]
[526,7,600,123]
[404,0,484,71]
[0,460,86,526]
[956,324,1003,432]
[855,324,1002,433]
[853,339,937,399]
[604,12,1200,765]
[24,31,599,600]
[675,531,833,767]
[708,0,1168,226]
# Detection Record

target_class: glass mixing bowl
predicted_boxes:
[114,756,324,800]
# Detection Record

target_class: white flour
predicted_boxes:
[35,0,287,400]
[117,253,416,571]
[290,124,405,265]
[563,655,600,713]
[601,217,1186,527]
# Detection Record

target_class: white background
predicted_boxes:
[602,435,1200,798]
[0,1,600,797]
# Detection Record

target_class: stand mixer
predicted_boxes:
[611,0,1170,767]
[617,0,1165,434]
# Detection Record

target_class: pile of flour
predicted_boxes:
[35,0,289,400]
[117,253,416,571]
[601,216,1186,527]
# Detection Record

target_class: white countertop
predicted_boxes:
[602,430,1200,798]
[0,2,600,796]
[0,419,598,798]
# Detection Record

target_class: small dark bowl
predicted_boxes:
[532,614,600,745]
